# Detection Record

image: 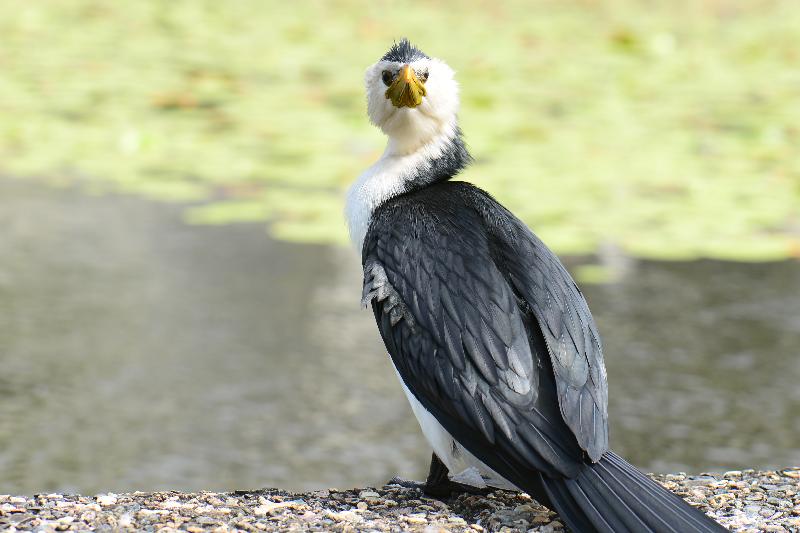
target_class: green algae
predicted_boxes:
[1,1,799,261]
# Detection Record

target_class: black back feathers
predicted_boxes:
[381,38,429,63]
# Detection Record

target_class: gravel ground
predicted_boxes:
[2,469,799,532]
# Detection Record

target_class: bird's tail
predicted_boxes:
[538,451,726,532]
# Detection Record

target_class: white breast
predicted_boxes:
[345,158,408,251]
[344,124,458,251]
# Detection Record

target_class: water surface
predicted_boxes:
[1,179,798,495]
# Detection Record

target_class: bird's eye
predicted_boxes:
[381,70,393,86]
[420,70,429,82]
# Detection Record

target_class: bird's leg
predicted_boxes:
[424,453,494,498]
[387,453,494,498]
[421,453,454,497]
[386,453,448,491]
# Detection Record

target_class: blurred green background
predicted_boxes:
[3,0,799,261]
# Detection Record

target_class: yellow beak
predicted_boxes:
[385,65,427,108]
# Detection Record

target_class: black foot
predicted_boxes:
[421,453,494,499]
[386,454,495,499]
[424,478,493,498]
[386,476,426,491]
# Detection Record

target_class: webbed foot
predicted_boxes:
[386,476,426,491]
[421,453,493,499]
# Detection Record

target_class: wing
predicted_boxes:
[362,185,606,482]
[472,188,609,461]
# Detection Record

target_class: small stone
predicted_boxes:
[0,503,22,513]
[138,509,169,517]
[96,494,118,506]
[323,510,361,523]
[118,513,133,528]
[356,502,368,511]
[511,518,530,529]
[358,490,380,500]
[338,510,362,522]
[759,507,776,518]
[782,469,800,479]
[403,513,427,524]
[253,500,307,516]
[708,493,734,508]
[685,478,714,487]
[766,497,787,507]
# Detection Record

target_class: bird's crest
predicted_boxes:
[381,38,429,63]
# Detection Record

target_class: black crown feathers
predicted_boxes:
[381,38,429,63]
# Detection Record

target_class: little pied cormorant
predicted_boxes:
[346,39,725,533]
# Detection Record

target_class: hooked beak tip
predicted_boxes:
[386,65,426,109]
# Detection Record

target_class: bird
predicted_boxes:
[345,38,726,533]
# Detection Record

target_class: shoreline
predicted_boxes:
[1,469,799,532]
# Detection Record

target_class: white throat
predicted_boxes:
[345,120,457,250]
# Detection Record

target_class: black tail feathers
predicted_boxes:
[539,451,726,532]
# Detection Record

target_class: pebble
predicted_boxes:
[252,500,307,516]
[403,512,428,524]
[118,513,133,527]
[782,469,800,479]
[324,509,362,523]
[2,469,799,531]
[95,494,118,506]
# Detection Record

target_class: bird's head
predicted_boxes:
[365,39,459,152]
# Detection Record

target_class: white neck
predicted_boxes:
[345,121,457,251]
